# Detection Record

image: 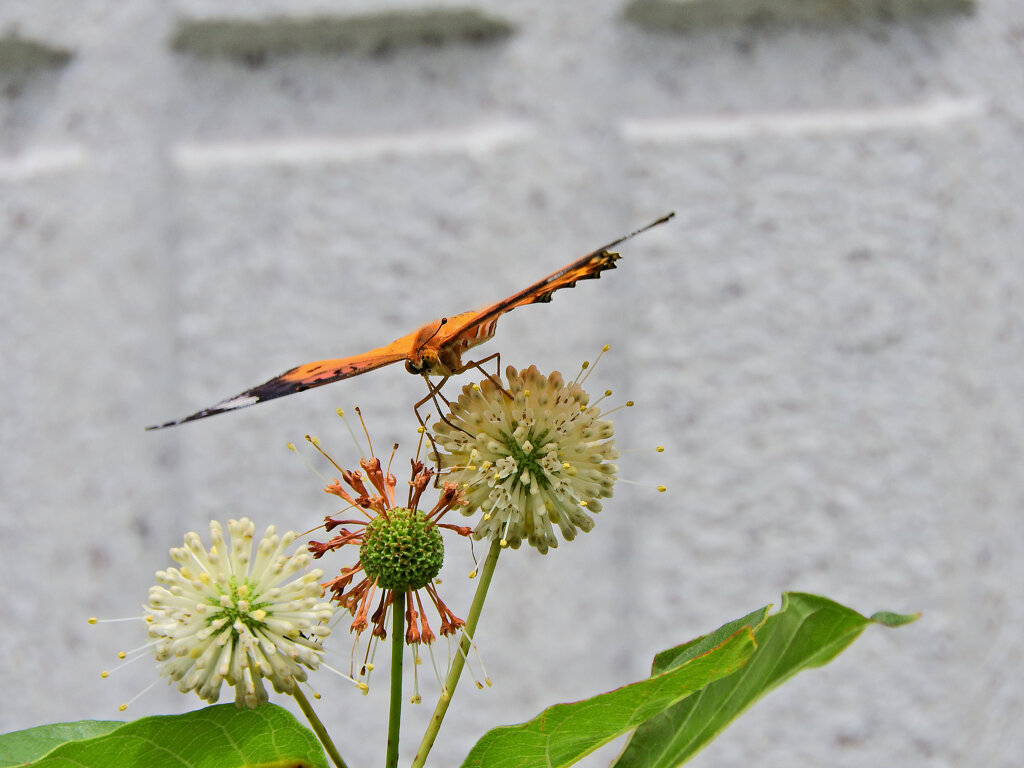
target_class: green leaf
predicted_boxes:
[461,626,758,768]
[612,592,919,768]
[648,606,771,677]
[2,704,327,768]
[870,610,922,627]
[0,721,122,767]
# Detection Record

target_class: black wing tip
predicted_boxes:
[590,212,675,256]
[145,413,212,430]
[144,365,349,431]
[146,393,263,431]
[627,211,675,239]
[145,410,220,431]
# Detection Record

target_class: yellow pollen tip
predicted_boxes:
[118,704,128,712]
[365,663,375,671]
[523,390,530,397]
[468,569,478,579]
[417,426,425,433]
[602,344,610,351]
[605,389,612,397]
[308,436,320,447]
[314,692,322,700]
[475,681,484,690]
[656,445,665,452]
[579,500,588,507]
[287,442,297,452]
[88,617,97,624]
[472,383,481,391]
[500,539,508,547]
[336,408,345,417]
[579,405,587,412]
[117,651,127,660]
[657,485,667,492]
[360,684,370,695]
[100,671,109,679]
[581,361,590,369]
[626,400,635,407]
[410,694,422,704]
[562,462,570,469]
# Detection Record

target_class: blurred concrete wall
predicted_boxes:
[1,1,1021,766]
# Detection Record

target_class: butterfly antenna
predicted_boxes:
[595,211,675,253]
[416,317,449,358]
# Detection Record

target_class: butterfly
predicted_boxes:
[147,212,675,429]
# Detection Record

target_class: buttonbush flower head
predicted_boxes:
[431,364,619,554]
[145,518,333,708]
[307,440,472,651]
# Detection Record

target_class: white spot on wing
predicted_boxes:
[220,395,259,410]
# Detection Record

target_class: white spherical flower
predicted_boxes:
[146,518,333,708]
[432,365,619,554]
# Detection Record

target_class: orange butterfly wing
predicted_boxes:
[146,330,422,429]
[434,212,677,360]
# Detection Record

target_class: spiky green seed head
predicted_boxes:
[360,508,444,591]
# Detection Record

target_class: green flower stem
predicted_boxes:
[411,539,502,768]
[387,591,406,768]
[292,686,349,768]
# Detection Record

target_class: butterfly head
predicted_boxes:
[405,345,462,378]
[405,317,466,377]
[405,354,431,375]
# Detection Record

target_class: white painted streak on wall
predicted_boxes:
[172,121,535,172]
[0,145,88,182]
[620,97,986,143]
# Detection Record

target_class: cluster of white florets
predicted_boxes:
[146,518,333,707]
[432,365,618,554]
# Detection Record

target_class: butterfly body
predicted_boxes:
[403,311,493,376]
[148,213,674,430]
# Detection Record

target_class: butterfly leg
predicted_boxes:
[413,375,466,473]
[462,352,512,401]
[415,356,511,473]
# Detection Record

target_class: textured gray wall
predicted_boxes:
[1,1,1021,766]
